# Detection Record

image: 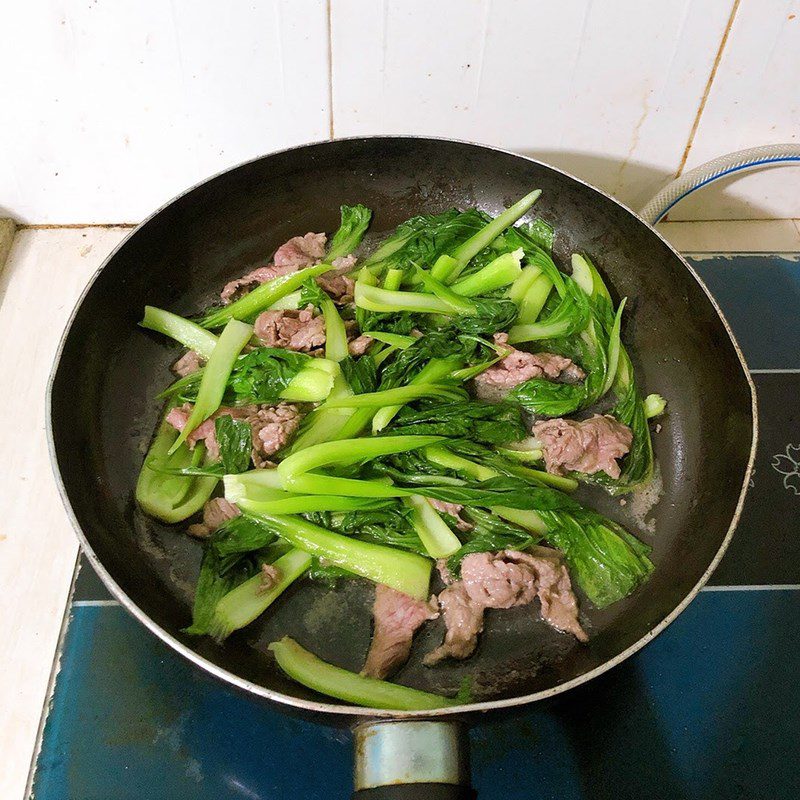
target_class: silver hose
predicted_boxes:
[639,144,800,225]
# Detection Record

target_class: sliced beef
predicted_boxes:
[473,333,586,402]
[255,305,372,356]
[331,254,357,271]
[348,334,374,356]
[187,497,240,539]
[165,403,224,460]
[258,563,283,594]
[423,581,484,665]
[428,499,474,531]
[172,350,204,377]
[424,548,587,665]
[253,305,326,351]
[165,402,302,467]
[317,265,356,304]
[533,413,633,478]
[273,232,326,268]
[248,403,303,467]
[219,232,326,304]
[361,584,439,679]
[220,263,298,304]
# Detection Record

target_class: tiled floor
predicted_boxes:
[3,221,799,799]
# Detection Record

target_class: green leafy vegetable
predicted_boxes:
[249,513,432,599]
[136,421,218,523]
[211,513,277,557]
[644,393,667,418]
[443,189,542,283]
[199,263,334,329]
[339,355,378,394]
[208,549,313,641]
[169,319,254,454]
[507,279,590,343]
[184,547,256,635]
[269,637,455,710]
[140,306,218,359]
[405,494,462,558]
[225,347,337,405]
[449,249,523,296]
[362,208,488,276]
[299,278,349,362]
[387,399,527,445]
[327,204,373,262]
[509,380,587,418]
[214,416,252,473]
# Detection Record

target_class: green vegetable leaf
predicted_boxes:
[539,511,654,607]
[340,355,378,394]
[327,204,373,262]
[184,547,256,635]
[211,513,277,557]
[228,347,312,403]
[299,278,329,309]
[214,416,252,473]
[509,379,587,418]
[387,400,527,445]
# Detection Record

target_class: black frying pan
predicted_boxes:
[47,137,756,798]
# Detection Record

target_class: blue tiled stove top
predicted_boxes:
[30,254,800,800]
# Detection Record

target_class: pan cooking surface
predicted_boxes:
[49,138,754,713]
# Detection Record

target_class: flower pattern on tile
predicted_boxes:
[771,444,800,495]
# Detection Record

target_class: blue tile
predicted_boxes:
[688,255,800,369]
[33,592,800,800]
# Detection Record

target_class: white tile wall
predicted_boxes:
[1,0,798,223]
[669,0,800,220]
[330,0,732,214]
[0,1,330,224]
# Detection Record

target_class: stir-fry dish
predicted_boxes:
[136,191,666,710]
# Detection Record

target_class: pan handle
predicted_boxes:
[352,720,475,800]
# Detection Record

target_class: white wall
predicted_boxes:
[1,0,797,224]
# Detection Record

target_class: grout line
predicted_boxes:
[18,222,137,230]
[326,0,334,139]
[702,584,800,592]
[674,0,741,177]
[684,251,800,256]
[749,368,800,374]
[659,218,800,224]
[73,599,121,607]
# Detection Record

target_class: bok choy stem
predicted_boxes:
[322,384,464,408]
[209,549,313,641]
[136,423,218,522]
[269,637,454,710]
[168,319,253,454]
[446,189,542,282]
[450,249,523,296]
[279,436,444,479]
[371,356,464,434]
[251,514,432,599]
[355,282,462,315]
[200,263,333,328]
[140,306,219,359]
[405,495,462,558]
[517,274,553,324]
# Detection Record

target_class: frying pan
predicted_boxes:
[47,137,756,798]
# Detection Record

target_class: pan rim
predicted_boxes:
[46,134,758,718]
